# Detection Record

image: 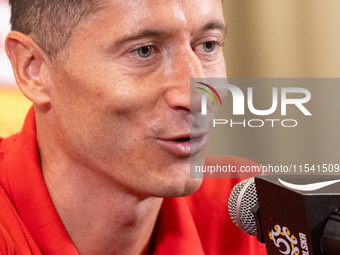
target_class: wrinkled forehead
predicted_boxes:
[79,0,225,36]
[110,0,224,20]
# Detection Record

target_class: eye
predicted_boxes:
[137,46,153,58]
[203,41,216,52]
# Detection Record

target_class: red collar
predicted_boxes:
[0,107,79,254]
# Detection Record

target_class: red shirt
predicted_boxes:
[0,107,267,254]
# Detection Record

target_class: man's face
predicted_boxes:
[47,0,226,198]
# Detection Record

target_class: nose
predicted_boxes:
[164,45,203,113]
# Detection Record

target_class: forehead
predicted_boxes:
[105,0,223,21]
[75,0,225,41]
[108,0,223,21]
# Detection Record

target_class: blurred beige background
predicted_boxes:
[213,0,340,167]
[223,0,340,78]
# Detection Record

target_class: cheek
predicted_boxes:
[202,56,226,78]
[51,73,129,116]
[92,70,163,114]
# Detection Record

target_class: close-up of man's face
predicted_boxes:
[40,0,226,198]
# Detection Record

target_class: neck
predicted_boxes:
[37,126,162,255]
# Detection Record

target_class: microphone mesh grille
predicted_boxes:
[228,178,258,235]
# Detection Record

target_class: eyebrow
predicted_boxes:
[112,20,227,47]
[114,30,169,47]
[201,20,227,36]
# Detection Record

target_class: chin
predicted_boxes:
[156,176,204,198]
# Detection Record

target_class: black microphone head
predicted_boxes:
[228,177,258,235]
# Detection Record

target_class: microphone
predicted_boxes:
[228,175,340,255]
[228,177,258,236]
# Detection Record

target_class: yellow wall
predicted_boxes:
[0,88,32,138]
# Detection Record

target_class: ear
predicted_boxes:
[5,31,52,106]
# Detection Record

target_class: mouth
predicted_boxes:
[174,137,191,142]
[157,133,208,157]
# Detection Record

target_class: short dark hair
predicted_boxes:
[9,0,106,61]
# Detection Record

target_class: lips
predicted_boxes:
[156,133,208,157]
